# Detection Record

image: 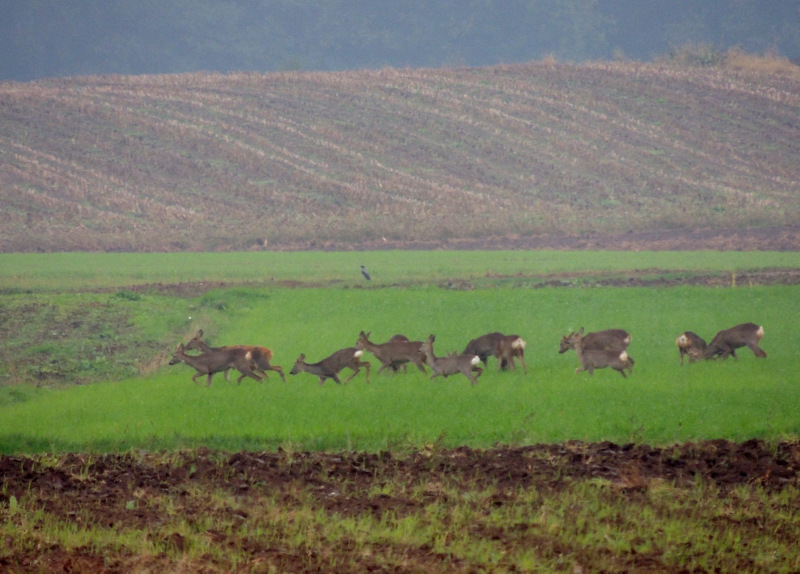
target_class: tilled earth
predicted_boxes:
[2,439,799,572]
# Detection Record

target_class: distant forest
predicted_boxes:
[2,0,799,81]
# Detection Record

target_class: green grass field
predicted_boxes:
[1,250,797,454]
[2,250,799,291]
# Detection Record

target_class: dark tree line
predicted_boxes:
[2,0,798,81]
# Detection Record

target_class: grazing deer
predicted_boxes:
[675,331,708,365]
[169,343,262,386]
[559,328,631,354]
[702,323,767,360]
[421,334,483,384]
[289,347,371,386]
[356,331,427,374]
[561,328,634,378]
[463,332,527,373]
[186,330,285,382]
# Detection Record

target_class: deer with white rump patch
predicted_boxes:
[185,329,285,382]
[685,322,767,361]
[463,332,528,373]
[289,347,371,385]
[421,334,483,384]
[675,331,708,365]
[561,328,634,378]
[559,328,631,355]
[356,331,427,374]
[169,343,262,386]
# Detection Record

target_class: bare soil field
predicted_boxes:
[1,439,798,572]
[312,225,800,253]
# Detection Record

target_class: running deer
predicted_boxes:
[169,343,262,386]
[463,332,528,373]
[289,347,371,386]
[559,328,631,354]
[702,323,767,360]
[421,334,483,384]
[356,331,427,374]
[675,331,707,365]
[186,330,285,382]
[561,328,634,378]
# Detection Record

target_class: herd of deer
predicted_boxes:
[169,322,766,387]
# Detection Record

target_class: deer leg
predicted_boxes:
[748,344,767,358]
[270,365,286,382]
[237,372,262,384]
[517,353,527,374]
[223,369,232,383]
[343,367,359,384]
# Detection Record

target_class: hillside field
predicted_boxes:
[2,54,800,252]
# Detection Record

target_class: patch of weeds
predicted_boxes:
[114,290,142,301]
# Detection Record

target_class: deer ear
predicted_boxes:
[196,329,203,337]
[298,353,305,360]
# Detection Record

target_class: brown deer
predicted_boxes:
[559,328,631,354]
[496,335,528,373]
[702,323,767,360]
[289,348,371,386]
[561,328,634,378]
[186,330,285,382]
[463,332,527,373]
[356,331,427,374]
[675,331,707,365]
[169,343,262,386]
[385,334,412,373]
[421,334,483,384]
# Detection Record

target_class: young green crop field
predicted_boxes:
[1,251,798,455]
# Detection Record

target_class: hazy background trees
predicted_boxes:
[2,0,798,81]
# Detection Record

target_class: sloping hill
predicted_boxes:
[1,58,799,252]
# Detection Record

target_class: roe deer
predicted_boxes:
[675,331,707,365]
[289,348,371,385]
[356,331,427,374]
[464,332,528,373]
[186,329,285,382]
[702,323,767,360]
[169,343,262,386]
[562,328,634,378]
[559,328,631,354]
[496,335,527,373]
[421,334,483,384]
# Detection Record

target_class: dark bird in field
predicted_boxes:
[361,265,371,280]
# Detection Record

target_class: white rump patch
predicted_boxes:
[470,355,480,366]
[619,351,628,361]
[757,325,765,337]
[354,350,363,358]
[245,351,253,360]
[512,337,527,349]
